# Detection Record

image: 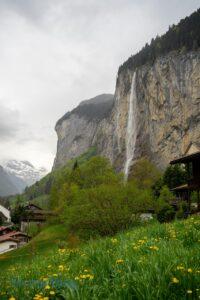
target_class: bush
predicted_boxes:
[61,183,153,239]
[157,204,176,223]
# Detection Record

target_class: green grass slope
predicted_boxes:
[0,216,200,300]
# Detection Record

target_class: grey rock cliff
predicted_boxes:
[54,51,200,174]
[53,94,114,169]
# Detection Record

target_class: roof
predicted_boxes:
[0,236,19,243]
[170,151,200,164]
[0,231,29,243]
[0,226,12,232]
[24,204,43,210]
[171,184,189,191]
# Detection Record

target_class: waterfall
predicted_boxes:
[124,72,137,180]
[116,91,121,152]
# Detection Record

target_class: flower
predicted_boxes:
[45,285,51,290]
[149,246,159,251]
[49,291,55,295]
[111,238,118,244]
[116,259,124,264]
[9,297,16,300]
[172,277,179,284]
[59,265,64,271]
[187,290,192,294]
[187,268,192,273]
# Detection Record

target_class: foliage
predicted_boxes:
[0,216,200,299]
[163,164,187,190]
[0,215,3,226]
[129,158,161,189]
[119,9,200,73]
[157,204,176,223]
[11,204,27,224]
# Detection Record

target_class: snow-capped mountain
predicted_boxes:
[0,165,22,196]
[3,160,47,187]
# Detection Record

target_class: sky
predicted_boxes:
[0,0,199,171]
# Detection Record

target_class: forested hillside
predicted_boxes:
[119,8,200,73]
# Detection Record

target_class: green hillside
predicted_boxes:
[0,216,199,299]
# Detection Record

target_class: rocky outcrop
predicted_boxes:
[54,50,200,175]
[53,94,114,169]
[112,51,200,173]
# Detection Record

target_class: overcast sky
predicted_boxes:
[0,0,199,170]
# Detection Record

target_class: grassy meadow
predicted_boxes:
[0,216,200,300]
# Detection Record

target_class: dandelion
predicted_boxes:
[49,291,55,295]
[177,265,184,270]
[172,277,179,284]
[59,265,64,271]
[9,297,16,300]
[116,259,124,264]
[187,268,193,273]
[149,246,159,251]
[45,285,51,290]
[111,238,118,244]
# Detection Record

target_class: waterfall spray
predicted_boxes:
[124,72,137,180]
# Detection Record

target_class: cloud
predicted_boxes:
[0,0,199,170]
[0,103,21,140]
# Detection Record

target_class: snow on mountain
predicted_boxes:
[3,160,47,187]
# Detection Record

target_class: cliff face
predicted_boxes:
[53,94,114,169]
[54,51,200,175]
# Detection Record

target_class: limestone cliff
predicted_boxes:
[54,50,200,175]
[53,94,114,169]
[112,51,200,175]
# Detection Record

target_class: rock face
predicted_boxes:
[54,50,200,175]
[53,94,114,169]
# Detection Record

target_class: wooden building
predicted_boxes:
[170,144,200,210]
[20,203,55,232]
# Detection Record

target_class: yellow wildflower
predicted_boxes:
[172,277,179,284]
[187,290,192,294]
[9,297,16,300]
[116,259,124,264]
[149,246,159,251]
[187,268,192,273]
[111,238,118,244]
[45,285,51,290]
[49,291,55,295]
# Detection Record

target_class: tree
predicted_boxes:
[129,158,161,189]
[163,165,187,190]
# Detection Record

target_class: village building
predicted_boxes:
[20,203,55,232]
[170,144,200,210]
[0,204,11,223]
[0,228,29,254]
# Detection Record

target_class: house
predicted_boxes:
[0,204,11,223]
[0,225,13,236]
[170,144,200,210]
[0,229,29,254]
[20,203,55,232]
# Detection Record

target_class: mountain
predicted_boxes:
[0,165,22,196]
[53,9,200,176]
[3,160,47,187]
[53,94,114,169]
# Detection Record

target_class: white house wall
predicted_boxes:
[0,205,11,222]
[0,241,18,254]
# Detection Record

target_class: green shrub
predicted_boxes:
[157,204,176,223]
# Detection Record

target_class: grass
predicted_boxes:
[0,216,200,299]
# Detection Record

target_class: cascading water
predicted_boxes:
[124,72,137,180]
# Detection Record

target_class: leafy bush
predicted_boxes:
[157,204,176,223]
[61,183,152,239]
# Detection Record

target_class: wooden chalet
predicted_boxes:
[170,144,200,210]
[20,203,55,232]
